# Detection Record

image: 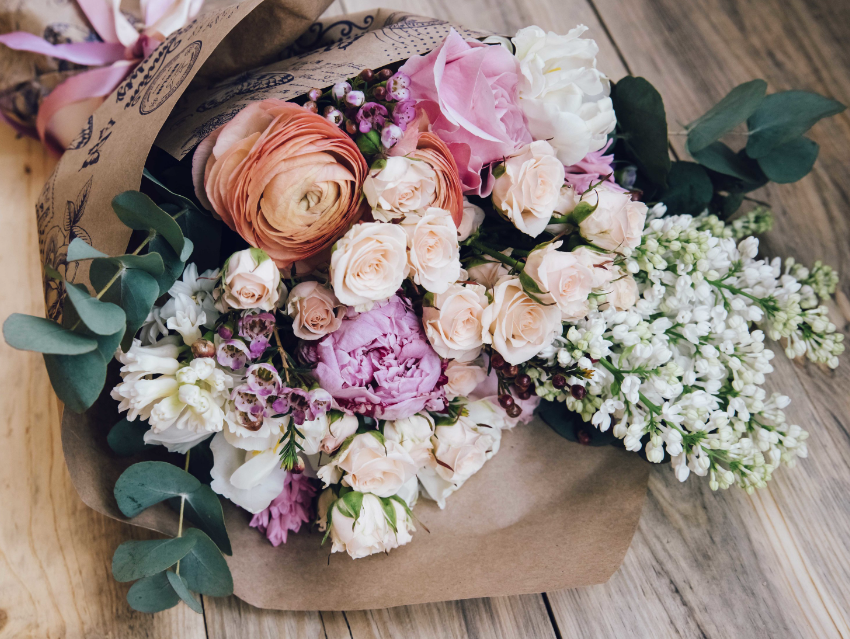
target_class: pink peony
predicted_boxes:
[400,29,531,196]
[313,296,446,420]
[250,473,317,546]
[563,140,626,194]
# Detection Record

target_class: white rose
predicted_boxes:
[467,249,512,289]
[606,270,640,310]
[218,248,283,311]
[285,281,345,341]
[402,207,462,294]
[320,412,359,454]
[444,360,488,399]
[513,25,616,165]
[318,432,418,498]
[329,222,409,308]
[209,433,286,513]
[327,492,414,559]
[492,141,564,238]
[296,412,330,456]
[422,283,488,361]
[457,197,485,241]
[578,186,648,251]
[384,413,435,469]
[524,241,594,320]
[363,156,438,222]
[480,276,562,365]
[571,246,616,289]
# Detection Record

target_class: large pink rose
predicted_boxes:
[313,296,446,420]
[400,29,531,195]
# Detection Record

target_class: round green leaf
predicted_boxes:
[166,571,203,614]
[115,461,201,517]
[686,79,767,153]
[108,418,155,457]
[64,282,126,336]
[127,572,179,613]
[44,349,107,413]
[90,261,160,348]
[747,91,845,158]
[112,536,197,582]
[611,76,671,187]
[3,313,97,355]
[179,529,233,596]
[659,161,714,216]
[757,136,819,184]
[66,238,108,261]
[184,485,232,555]
[112,190,188,258]
[689,140,766,182]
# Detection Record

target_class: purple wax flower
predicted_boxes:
[245,363,283,397]
[356,102,388,134]
[217,338,252,370]
[313,296,445,420]
[217,325,234,340]
[238,312,275,340]
[392,99,416,130]
[381,123,403,149]
[386,71,410,101]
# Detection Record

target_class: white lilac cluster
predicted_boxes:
[536,211,843,492]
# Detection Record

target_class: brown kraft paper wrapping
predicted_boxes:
[39,1,650,610]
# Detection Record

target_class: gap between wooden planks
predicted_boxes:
[2,0,850,636]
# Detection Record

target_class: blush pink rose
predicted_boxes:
[400,29,531,196]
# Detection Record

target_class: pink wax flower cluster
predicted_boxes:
[249,473,318,546]
[400,28,531,195]
[313,296,446,420]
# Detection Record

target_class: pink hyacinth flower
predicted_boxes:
[250,473,317,546]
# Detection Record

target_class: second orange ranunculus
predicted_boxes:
[193,99,368,268]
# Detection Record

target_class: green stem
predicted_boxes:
[175,449,190,576]
[469,240,523,270]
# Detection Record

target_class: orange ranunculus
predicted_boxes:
[192,99,367,268]
[409,132,464,229]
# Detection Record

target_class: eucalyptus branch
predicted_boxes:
[175,449,191,576]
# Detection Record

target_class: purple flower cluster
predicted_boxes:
[249,473,317,546]
[230,364,332,430]
[314,296,446,420]
[216,311,275,369]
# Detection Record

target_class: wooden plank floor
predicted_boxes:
[1,0,848,636]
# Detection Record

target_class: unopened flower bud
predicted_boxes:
[191,339,216,359]
[303,100,318,113]
[217,325,233,340]
[359,68,374,82]
[380,123,403,148]
[307,88,322,102]
[332,81,351,101]
[345,90,365,108]
[376,68,392,81]
[323,106,343,125]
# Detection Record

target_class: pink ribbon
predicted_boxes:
[0,0,202,154]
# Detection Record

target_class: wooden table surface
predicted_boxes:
[2,0,850,637]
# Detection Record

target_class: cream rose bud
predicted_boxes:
[444,360,488,399]
[318,432,418,498]
[363,156,438,222]
[384,413,435,469]
[320,412,359,454]
[524,241,594,320]
[481,276,563,365]
[329,222,410,309]
[327,492,414,559]
[457,197,486,241]
[492,140,564,238]
[578,186,648,252]
[432,416,501,484]
[285,281,345,341]
[219,248,283,311]
[571,246,616,290]
[422,283,488,361]
[607,270,640,310]
[402,207,462,294]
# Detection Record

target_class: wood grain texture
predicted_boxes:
[2,0,850,636]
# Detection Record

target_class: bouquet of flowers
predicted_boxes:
[3,1,845,614]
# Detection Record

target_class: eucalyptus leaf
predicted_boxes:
[108,418,154,457]
[96,253,165,278]
[3,313,97,354]
[64,282,126,336]
[658,162,714,216]
[112,190,189,259]
[746,90,845,158]
[175,209,221,273]
[689,140,766,182]
[66,237,107,261]
[147,235,185,296]
[90,260,159,348]
[114,461,201,518]
[112,536,197,582]
[686,79,767,153]
[126,572,179,613]
[143,168,202,213]
[757,136,820,183]
[178,529,233,597]
[166,571,203,614]
[89,326,124,363]
[611,76,671,187]
[44,349,106,413]
[184,485,232,555]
